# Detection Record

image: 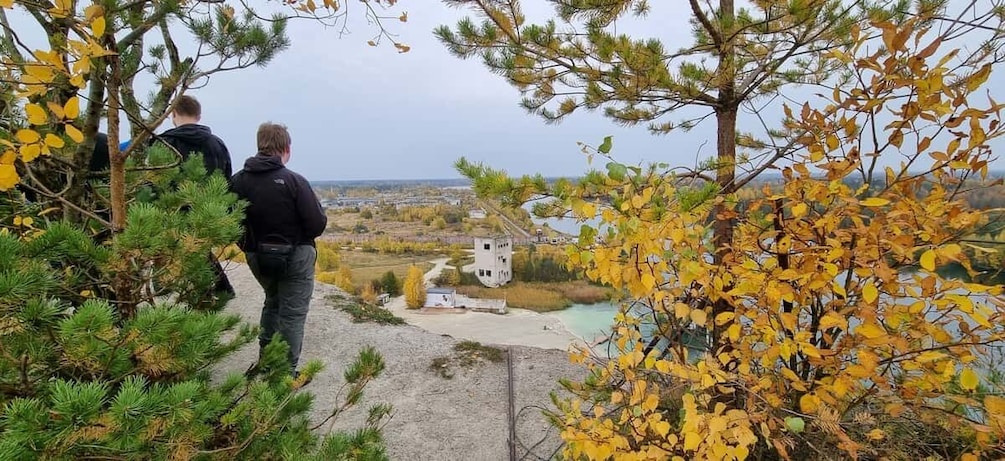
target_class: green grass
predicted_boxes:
[454,280,615,312]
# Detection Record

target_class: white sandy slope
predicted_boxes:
[213,260,588,461]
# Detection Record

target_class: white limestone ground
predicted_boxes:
[214,261,588,461]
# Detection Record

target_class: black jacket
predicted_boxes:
[155,124,232,178]
[229,154,327,251]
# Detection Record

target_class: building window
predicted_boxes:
[478,269,485,276]
[502,258,507,263]
[486,270,492,277]
[484,243,491,250]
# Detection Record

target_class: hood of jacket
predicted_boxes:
[160,123,214,144]
[242,153,285,173]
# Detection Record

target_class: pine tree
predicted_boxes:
[403,265,426,309]
[0,156,393,458]
[380,270,401,296]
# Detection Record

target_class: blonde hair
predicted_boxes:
[257,122,291,156]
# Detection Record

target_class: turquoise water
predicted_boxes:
[548,302,620,340]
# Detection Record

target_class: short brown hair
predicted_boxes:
[257,122,291,155]
[173,95,201,118]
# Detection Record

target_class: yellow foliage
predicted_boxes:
[360,283,378,305]
[546,18,1005,461]
[403,265,426,309]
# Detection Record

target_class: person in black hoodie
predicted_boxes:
[229,122,327,375]
[152,95,235,298]
[154,95,232,178]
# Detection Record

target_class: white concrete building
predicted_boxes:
[473,236,513,288]
[424,287,458,308]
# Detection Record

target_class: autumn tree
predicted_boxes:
[404,265,426,309]
[437,0,950,367]
[0,0,407,457]
[2,0,409,229]
[337,265,356,294]
[443,0,1005,458]
[361,281,379,305]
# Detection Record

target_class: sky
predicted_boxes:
[191,1,702,181]
[9,1,1005,181]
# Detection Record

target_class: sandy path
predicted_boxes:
[214,261,585,461]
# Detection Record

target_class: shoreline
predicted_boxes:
[382,294,590,351]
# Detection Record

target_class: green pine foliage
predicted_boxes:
[0,150,391,459]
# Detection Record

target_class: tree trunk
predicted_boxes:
[105,40,137,319]
[710,0,741,407]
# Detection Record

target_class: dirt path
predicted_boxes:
[215,261,584,461]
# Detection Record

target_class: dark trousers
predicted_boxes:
[246,245,317,370]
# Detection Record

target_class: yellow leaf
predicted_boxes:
[0,0,12,8]
[64,97,80,119]
[44,134,65,148]
[984,395,1005,415]
[791,202,808,218]
[866,429,885,440]
[19,144,41,162]
[46,101,65,119]
[683,431,700,450]
[25,104,47,125]
[714,312,735,326]
[15,129,40,144]
[960,367,980,391]
[826,134,839,151]
[641,272,656,290]
[632,194,645,209]
[91,16,106,37]
[920,249,936,271]
[799,394,819,413]
[819,311,846,330]
[0,164,18,190]
[21,217,33,227]
[690,309,707,327]
[581,202,595,218]
[65,124,84,143]
[674,302,690,320]
[961,453,979,461]
[863,283,878,304]
[860,197,890,207]
[642,393,659,412]
[857,323,885,339]
[653,420,671,437]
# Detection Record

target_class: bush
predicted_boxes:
[379,270,401,296]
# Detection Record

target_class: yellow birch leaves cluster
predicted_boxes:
[556,19,1005,460]
[0,0,111,190]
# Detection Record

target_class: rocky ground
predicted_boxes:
[214,261,587,461]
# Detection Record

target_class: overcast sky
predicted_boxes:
[10,1,1005,181]
[192,1,705,181]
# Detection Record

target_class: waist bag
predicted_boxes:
[256,234,293,277]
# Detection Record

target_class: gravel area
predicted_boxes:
[214,261,587,461]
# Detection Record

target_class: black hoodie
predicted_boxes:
[229,154,327,252]
[155,124,232,178]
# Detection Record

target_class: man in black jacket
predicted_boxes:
[155,95,232,178]
[153,95,235,298]
[230,122,327,374]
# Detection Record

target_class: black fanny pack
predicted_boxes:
[256,235,294,277]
